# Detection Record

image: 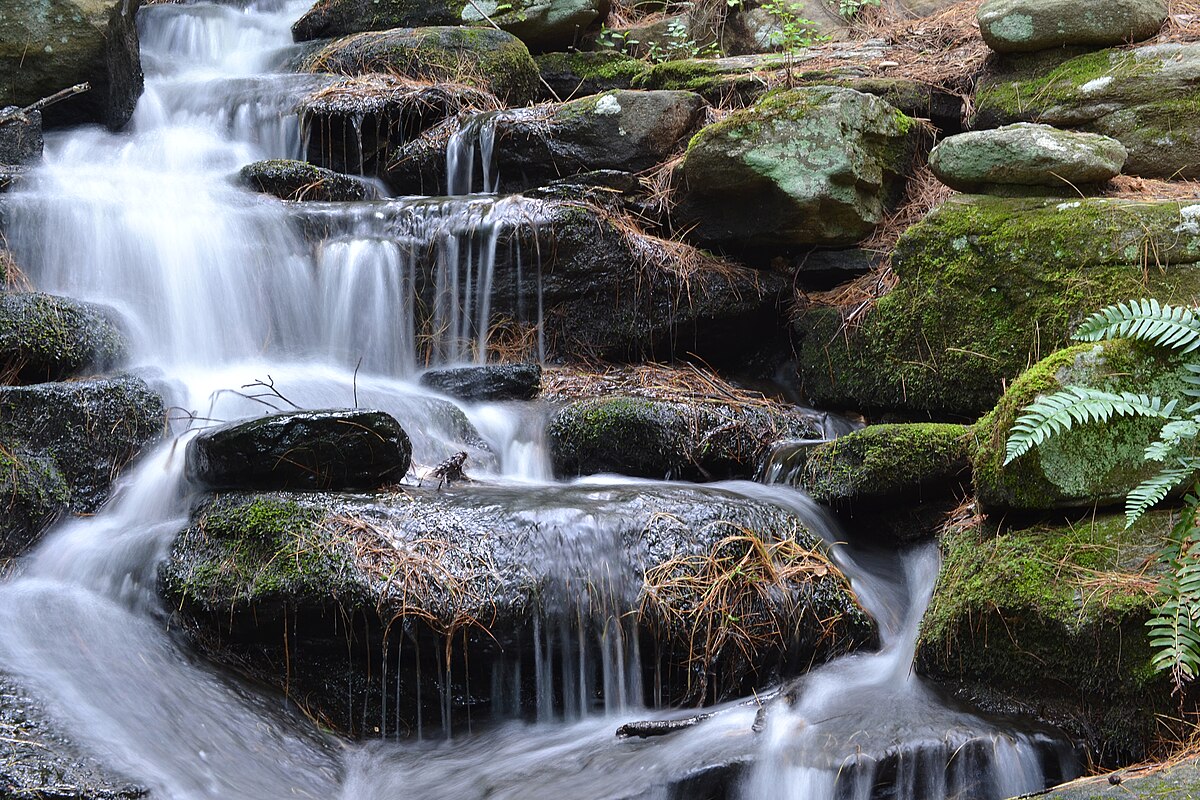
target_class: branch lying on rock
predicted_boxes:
[615,713,713,739]
[0,84,90,125]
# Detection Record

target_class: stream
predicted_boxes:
[0,1,1082,798]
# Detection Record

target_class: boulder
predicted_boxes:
[793,196,1200,417]
[675,86,915,251]
[419,363,541,402]
[186,409,412,491]
[159,483,869,734]
[977,0,1167,54]
[800,423,969,508]
[293,0,608,52]
[0,292,128,384]
[237,159,377,201]
[975,43,1200,179]
[0,447,69,559]
[970,340,1186,513]
[928,123,1127,193]
[0,109,43,166]
[1038,758,1200,798]
[301,27,539,106]
[535,51,645,100]
[547,395,823,480]
[918,509,1176,764]
[386,89,707,195]
[0,0,143,130]
[0,375,164,514]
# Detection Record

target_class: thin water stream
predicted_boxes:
[0,1,1080,798]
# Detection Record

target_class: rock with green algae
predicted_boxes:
[675,86,916,250]
[535,51,645,99]
[977,0,1167,54]
[159,484,869,735]
[917,509,1176,765]
[792,195,1200,417]
[301,26,540,105]
[546,395,824,480]
[0,292,128,384]
[971,339,1189,513]
[292,0,608,53]
[801,423,969,508]
[237,159,377,201]
[974,43,1200,178]
[1038,758,1200,798]
[0,0,142,130]
[0,446,69,558]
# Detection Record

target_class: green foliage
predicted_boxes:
[760,0,826,53]
[596,3,721,66]
[834,0,879,19]
[1004,298,1200,690]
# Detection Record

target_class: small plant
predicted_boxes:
[597,7,721,64]
[761,0,825,53]
[1003,299,1200,691]
[834,0,879,20]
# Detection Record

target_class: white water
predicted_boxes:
[0,1,1078,798]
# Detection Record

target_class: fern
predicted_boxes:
[1126,467,1194,527]
[1146,501,1200,692]
[1003,387,1177,465]
[1073,299,1200,353]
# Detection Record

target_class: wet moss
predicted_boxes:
[0,445,69,557]
[0,292,128,384]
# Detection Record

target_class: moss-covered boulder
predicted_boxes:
[975,43,1200,178]
[793,196,1200,417]
[547,395,823,480]
[675,86,915,250]
[186,409,412,492]
[928,123,1127,194]
[237,159,376,201]
[971,340,1187,513]
[801,423,969,509]
[160,484,868,734]
[918,510,1175,764]
[0,292,128,384]
[0,446,69,558]
[977,0,1167,54]
[293,0,608,52]
[1038,757,1200,798]
[535,51,645,100]
[302,27,539,106]
[0,0,143,130]
[387,89,706,195]
[0,375,163,514]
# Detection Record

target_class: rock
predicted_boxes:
[535,50,646,100]
[975,43,1200,179]
[186,409,412,491]
[387,89,706,195]
[970,340,1187,513]
[0,292,128,384]
[918,509,1175,764]
[792,196,1200,417]
[0,109,43,166]
[928,123,1127,193]
[734,0,849,52]
[237,159,377,201]
[547,396,823,479]
[977,0,1167,54]
[0,447,70,559]
[1039,757,1200,798]
[675,86,916,251]
[301,27,540,106]
[800,423,969,509]
[419,363,541,402]
[0,375,164,514]
[159,483,869,734]
[0,0,143,130]
[293,0,608,52]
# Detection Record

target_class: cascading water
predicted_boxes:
[0,0,1082,798]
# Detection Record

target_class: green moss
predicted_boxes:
[794,196,1200,417]
[538,50,646,83]
[918,509,1174,762]
[802,423,968,505]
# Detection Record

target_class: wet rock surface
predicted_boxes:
[238,159,377,201]
[0,109,43,166]
[419,363,541,401]
[0,292,128,385]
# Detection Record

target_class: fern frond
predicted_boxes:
[1126,467,1194,526]
[1004,387,1178,464]
[1144,420,1200,462]
[1073,299,1200,353]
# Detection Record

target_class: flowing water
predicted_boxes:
[0,1,1080,798]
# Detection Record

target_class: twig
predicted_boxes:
[0,83,90,124]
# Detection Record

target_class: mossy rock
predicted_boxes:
[302,27,540,106]
[0,375,164,513]
[676,86,916,250]
[971,340,1189,513]
[1038,756,1200,798]
[918,509,1175,765]
[977,0,1167,54]
[974,43,1200,179]
[547,395,823,480]
[0,445,69,558]
[0,292,128,384]
[801,423,969,508]
[237,159,376,201]
[535,50,646,99]
[793,195,1200,417]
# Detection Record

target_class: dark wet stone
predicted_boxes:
[237,159,377,201]
[0,292,128,384]
[419,363,541,402]
[0,108,43,166]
